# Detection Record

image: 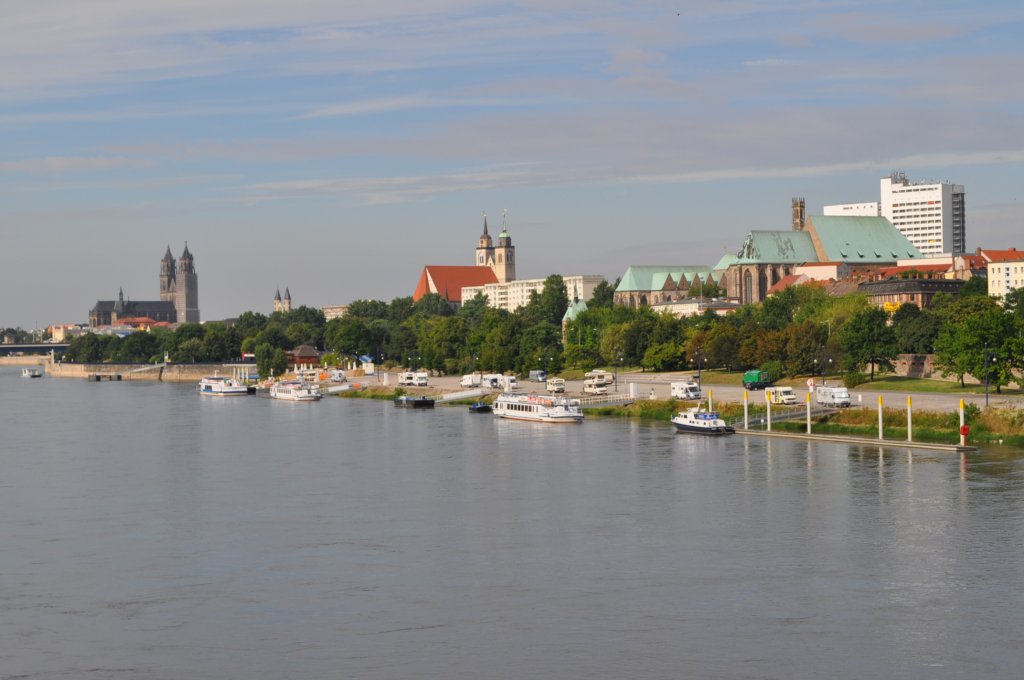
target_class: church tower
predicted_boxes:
[792,197,806,231]
[159,246,176,302]
[174,243,200,323]
[476,212,495,267]
[492,209,516,283]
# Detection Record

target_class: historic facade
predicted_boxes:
[90,244,199,327]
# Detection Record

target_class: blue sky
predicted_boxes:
[3,0,1023,329]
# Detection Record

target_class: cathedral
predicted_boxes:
[89,244,200,327]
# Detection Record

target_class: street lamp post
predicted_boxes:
[694,348,703,387]
[615,355,623,392]
[985,345,997,407]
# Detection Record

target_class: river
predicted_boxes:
[2,368,1022,679]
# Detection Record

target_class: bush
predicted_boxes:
[761,359,784,382]
[843,371,866,388]
[963,402,981,423]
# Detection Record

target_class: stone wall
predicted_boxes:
[45,359,228,383]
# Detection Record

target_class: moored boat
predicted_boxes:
[394,395,435,409]
[197,375,249,396]
[468,401,492,413]
[270,380,322,401]
[493,393,583,423]
[21,367,43,378]
[671,407,735,435]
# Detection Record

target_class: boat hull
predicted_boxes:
[498,413,582,424]
[394,397,435,409]
[671,421,735,435]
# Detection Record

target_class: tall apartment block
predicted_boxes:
[825,172,966,256]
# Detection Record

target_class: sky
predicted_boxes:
[2,0,1023,329]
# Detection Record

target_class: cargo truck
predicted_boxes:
[742,369,772,390]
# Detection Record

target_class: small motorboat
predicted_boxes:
[21,367,43,378]
[671,406,735,435]
[468,401,492,413]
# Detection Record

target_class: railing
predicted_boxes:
[436,389,486,403]
[575,393,636,408]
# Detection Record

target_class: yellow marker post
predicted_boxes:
[959,399,966,447]
[708,387,713,412]
[766,390,772,432]
[806,392,812,434]
[743,390,749,430]
[878,395,884,441]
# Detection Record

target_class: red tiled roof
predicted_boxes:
[979,247,1024,263]
[877,263,952,278]
[413,266,498,302]
[766,274,808,295]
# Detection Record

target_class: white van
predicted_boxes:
[670,381,701,400]
[397,372,417,386]
[583,378,608,395]
[460,373,482,388]
[766,386,798,405]
[546,377,566,393]
[414,372,429,387]
[816,384,851,407]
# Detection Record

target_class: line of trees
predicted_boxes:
[62,277,1024,391]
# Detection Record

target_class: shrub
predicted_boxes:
[843,371,866,388]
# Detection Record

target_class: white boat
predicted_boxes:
[197,375,249,396]
[671,407,735,435]
[21,367,43,378]
[493,393,584,424]
[270,380,322,401]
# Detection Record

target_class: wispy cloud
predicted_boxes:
[0,156,145,174]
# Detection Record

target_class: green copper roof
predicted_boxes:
[615,265,713,293]
[734,231,818,264]
[808,215,922,262]
[562,298,588,322]
[712,252,738,272]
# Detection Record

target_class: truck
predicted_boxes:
[583,378,608,395]
[670,381,702,400]
[765,386,797,405]
[528,370,548,383]
[546,377,566,393]
[742,369,772,390]
[816,384,851,407]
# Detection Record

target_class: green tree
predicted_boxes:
[588,279,616,308]
[174,338,204,363]
[840,307,897,381]
[934,306,1021,390]
[642,342,684,372]
[255,343,288,378]
[346,299,388,319]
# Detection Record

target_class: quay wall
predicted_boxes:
[0,356,46,366]
[45,360,226,383]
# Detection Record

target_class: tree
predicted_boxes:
[840,307,897,381]
[891,304,939,354]
[934,306,1021,390]
[958,276,989,297]
[589,279,617,308]
[255,343,287,378]
[784,320,827,377]
[642,342,684,372]
[1004,288,1024,319]
[346,299,389,320]
[414,293,454,317]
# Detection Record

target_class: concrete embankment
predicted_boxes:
[736,428,975,453]
[44,360,222,383]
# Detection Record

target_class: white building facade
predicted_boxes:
[822,202,880,217]
[463,274,605,313]
[880,172,965,256]
[988,259,1024,302]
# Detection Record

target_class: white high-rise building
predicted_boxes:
[824,172,966,256]
[880,172,965,256]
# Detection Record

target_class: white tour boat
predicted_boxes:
[197,375,250,396]
[270,380,322,402]
[493,393,584,424]
[21,367,43,378]
[671,407,735,436]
